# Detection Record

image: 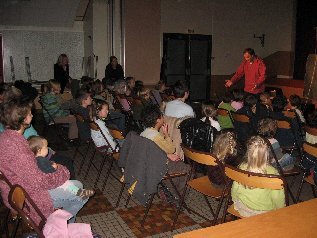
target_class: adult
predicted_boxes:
[0,89,88,224]
[54,54,70,93]
[164,81,195,118]
[104,56,124,83]
[225,48,266,95]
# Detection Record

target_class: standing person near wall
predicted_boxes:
[225,48,266,95]
[105,56,124,83]
[54,54,71,93]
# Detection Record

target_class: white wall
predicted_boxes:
[0,22,84,82]
[161,0,296,75]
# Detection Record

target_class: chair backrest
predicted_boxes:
[303,142,317,158]
[217,108,230,117]
[225,165,286,191]
[8,185,46,238]
[38,96,56,124]
[109,128,125,140]
[305,125,317,137]
[232,112,250,123]
[181,144,219,166]
[74,114,85,123]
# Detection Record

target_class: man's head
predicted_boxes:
[243,48,256,62]
[173,80,189,100]
[143,105,164,129]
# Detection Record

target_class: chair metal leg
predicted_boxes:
[116,183,125,208]
[140,194,155,228]
[296,173,306,203]
[171,184,189,231]
[101,157,115,191]
[125,194,132,208]
[93,155,107,189]
[84,149,96,180]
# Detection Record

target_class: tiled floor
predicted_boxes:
[1,113,315,238]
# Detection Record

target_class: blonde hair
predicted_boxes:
[245,136,269,173]
[47,79,60,93]
[213,131,237,161]
[202,102,217,118]
[28,136,46,156]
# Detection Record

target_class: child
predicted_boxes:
[41,79,78,140]
[28,136,94,199]
[231,89,244,111]
[207,131,239,187]
[217,92,236,129]
[126,77,137,98]
[258,118,295,171]
[132,87,152,121]
[201,101,221,132]
[259,92,273,111]
[91,100,120,152]
[231,136,285,217]
[289,94,305,123]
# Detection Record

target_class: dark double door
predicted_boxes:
[162,33,212,101]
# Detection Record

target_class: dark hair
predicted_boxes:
[142,105,162,128]
[173,80,188,98]
[0,92,32,130]
[257,118,277,139]
[289,94,301,108]
[272,95,287,112]
[243,48,255,56]
[307,110,317,128]
[222,91,234,103]
[232,89,244,102]
[244,94,258,107]
[28,135,46,155]
[92,99,109,119]
[110,56,117,62]
[75,89,91,104]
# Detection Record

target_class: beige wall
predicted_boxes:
[125,0,161,84]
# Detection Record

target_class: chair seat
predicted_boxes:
[187,176,224,198]
[227,204,243,218]
[305,175,315,185]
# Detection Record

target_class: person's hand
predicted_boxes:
[162,123,169,137]
[225,80,233,88]
[52,162,58,169]
[167,154,180,161]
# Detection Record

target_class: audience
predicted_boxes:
[231,89,244,111]
[132,87,152,122]
[218,92,236,129]
[164,81,195,118]
[231,136,285,217]
[289,94,305,123]
[306,110,317,144]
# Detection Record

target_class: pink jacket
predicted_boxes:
[43,209,93,238]
[0,130,69,225]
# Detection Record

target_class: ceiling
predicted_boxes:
[0,0,90,28]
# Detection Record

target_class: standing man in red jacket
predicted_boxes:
[225,48,266,95]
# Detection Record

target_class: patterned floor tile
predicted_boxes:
[117,201,196,238]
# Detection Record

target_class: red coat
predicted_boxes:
[0,130,69,225]
[230,57,266,94]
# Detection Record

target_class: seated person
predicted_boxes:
[207,132,240,187]
[306,110,317,144]
[41,79,78,140]
[232,136,285,217]
[289,94,305,123]
[201,101,221,131]
[28,136,94,199]
[258,118,295,171]
[218,92,236,129]
[259,92,273,111]
[141,106,190,201]
[132,87,152,122]
[91,100,120,152]
[231,89,244,111]
[126,76,137,98]
[164,81,195,118]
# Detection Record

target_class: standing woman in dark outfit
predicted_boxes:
[54,54,70,93]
